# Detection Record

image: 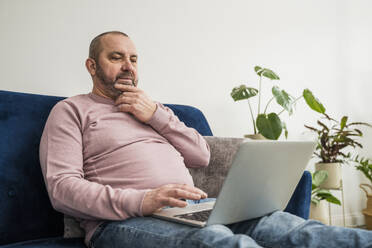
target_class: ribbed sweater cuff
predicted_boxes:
[145,103,170,132]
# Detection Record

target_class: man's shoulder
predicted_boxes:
[50,93,93,116]
[46,94,96,128]
[55,93,92,109]
[61,93,92,105]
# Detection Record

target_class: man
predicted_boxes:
[40,31,372,248]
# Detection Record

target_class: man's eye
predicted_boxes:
[112,57,121,60]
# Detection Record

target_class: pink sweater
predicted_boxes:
[39,92,210,245]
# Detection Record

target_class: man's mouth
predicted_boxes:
[116,77,134,85]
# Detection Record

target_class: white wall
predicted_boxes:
[1,0,371,226]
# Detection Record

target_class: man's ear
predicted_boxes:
[86,58,97,76]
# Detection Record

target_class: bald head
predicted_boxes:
[89,31,129,62]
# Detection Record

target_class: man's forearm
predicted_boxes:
[47,175,148,220]
[146,102,210,168]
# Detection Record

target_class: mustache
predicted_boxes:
[116,71,134,80]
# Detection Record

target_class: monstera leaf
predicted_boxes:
[254,66,280,80]
[231,85,258,101]
[272,86,294,115]
[256,113,282,140]
[303,89,325,114]
[312,170,328,189]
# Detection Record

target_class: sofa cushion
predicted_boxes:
[0,91,65,245]
[0,237,85,248]
[190,136,243,197]
[63,216,85,239]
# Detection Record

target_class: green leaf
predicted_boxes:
[282,121,288,139]
[312,170,328,187]
[340,116,348,130]
[311,198,320,205]
[272,86,294,115]
[254,66,280,80]
[325,195,341,205]
[317,190,333,198]
[354,129,363,136]
[354,156,372,184]
[254,66,263,76]
[303,89,326,114]
[231,85,258,101]
[256,113,282,140]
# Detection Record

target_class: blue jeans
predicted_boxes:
[89,198,372,248]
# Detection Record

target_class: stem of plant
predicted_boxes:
[248,99,257,134]
[278,95,303,116]
[258,76,262,115]
[264,97,274,114]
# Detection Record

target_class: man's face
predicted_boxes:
[94,34,138,99]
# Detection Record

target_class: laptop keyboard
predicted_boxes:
[175,209,212,222]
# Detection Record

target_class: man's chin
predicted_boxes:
[103,87,122,100]
[111,90,122,100]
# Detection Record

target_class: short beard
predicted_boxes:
[96,63,138,100]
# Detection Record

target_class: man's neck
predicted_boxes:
[92,86,112,100]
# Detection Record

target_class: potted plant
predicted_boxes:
[305,114,371,189]
[230,66,324,140]
[310,170,341,224]
[353,156,372,229]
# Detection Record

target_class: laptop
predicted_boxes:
[152,140,316,227]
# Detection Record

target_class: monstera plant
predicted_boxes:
[231,66,324,140]
[311,170,341,206]
[310,170,341,224]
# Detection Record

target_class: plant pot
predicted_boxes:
[310,200,329,224]
[244,133,266,140]
[315,163,342,190]
[360,184,372,230]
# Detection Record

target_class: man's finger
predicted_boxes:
[114,83,140,92]
[120,92,139,98]
[167,188,202,200]
[165,184,207,198]
[177,184,208,198]
[117,103,133,113]
[115,96,138,105]
[162,197,188,208]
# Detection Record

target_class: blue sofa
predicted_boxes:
[0,90,311,247]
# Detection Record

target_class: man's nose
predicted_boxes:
[121,59,135,72]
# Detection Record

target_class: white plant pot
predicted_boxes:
[310,201,329,224]
[315,163,342,190]
[244,133,266,140]
[360,184,372,230]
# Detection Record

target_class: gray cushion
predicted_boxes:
[63,216,84,238]
[189,136,243,197]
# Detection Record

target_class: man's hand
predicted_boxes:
[114,84,157,123]
[141,184,208,216]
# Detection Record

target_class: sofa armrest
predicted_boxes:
[189,136,312,219]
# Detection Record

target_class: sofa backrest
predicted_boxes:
[0,90,213,245]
